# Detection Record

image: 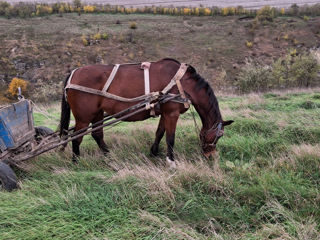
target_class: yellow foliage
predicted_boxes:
[36,5,53,15]
[195,7,200,16]
[290,48,297,56]
[204,8,211,16]
[93,33,101,40]
[83,5,95,13]
[59,5,65,14]
[256,6,274,21]
[183,8,191,15]
[81,35,88,46]
[228,7,236,15]
[102,33,108,40]
[283,34,289,40]
[221,7,229,16]
[246,41,253,48]
[280,8,285,15]
[8,78,28,96]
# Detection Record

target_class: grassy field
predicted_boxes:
[0,89,320,239]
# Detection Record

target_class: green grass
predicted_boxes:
[1,89,320,239]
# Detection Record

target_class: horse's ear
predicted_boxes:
[222,120,234,126]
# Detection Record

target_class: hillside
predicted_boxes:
[0,13,319,101]
[1,89,320,239]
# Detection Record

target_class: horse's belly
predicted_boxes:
[118,111,154,122]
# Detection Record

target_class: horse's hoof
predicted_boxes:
[102,149,109,156]
[150,145,159,156]
[166,157,176,170]
[72,158,79,164]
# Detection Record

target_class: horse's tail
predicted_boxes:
[59,74,71,138]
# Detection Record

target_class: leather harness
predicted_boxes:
[65,62,191,115]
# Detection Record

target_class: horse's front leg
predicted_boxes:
[72,121,89,163]
[164,113,179,169]
[150,115,165,156]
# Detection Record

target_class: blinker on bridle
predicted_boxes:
[201,122,223,148]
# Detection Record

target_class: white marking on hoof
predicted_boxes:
[166,157,176,169]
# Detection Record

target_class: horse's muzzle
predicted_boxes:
[202,143,216,157]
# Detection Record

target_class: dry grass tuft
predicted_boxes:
[105,155,229,202]
[257,200,320,240]
[138,210,203,240]
[291,143,320,158]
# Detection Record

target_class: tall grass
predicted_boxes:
[1,89,319,239]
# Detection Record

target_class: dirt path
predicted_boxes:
[9,0,320,9]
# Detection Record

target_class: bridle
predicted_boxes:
[201,122,223,148]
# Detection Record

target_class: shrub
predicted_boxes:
[102,33,108,40]
[93,33,101,40]
[32,80,63,102]
[204,8,211,16]
[8,77,28,97]
[303,15,310,21]
[83,5,95,13]
[237,60,273,93]
[256,6,275,22]
[246,41,253,48]
[81,35,88,46]
[0,1,10,16]
[73,0,82,9]
[129,22,137,29]
[272,52,320,87]
[290,53,320,87]
[36,4,53,16]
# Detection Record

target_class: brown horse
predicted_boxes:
[59,58,233,168]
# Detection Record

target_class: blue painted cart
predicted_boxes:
[0,92,169,191]
[0,99,54,191]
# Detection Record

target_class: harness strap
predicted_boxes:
[67,83,160,102]
[65,68,79,101]
[102,64,120,92]
[141,62,154,115]
[141,62,151,95]
[162,63,189,108]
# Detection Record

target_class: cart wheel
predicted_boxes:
[35,126,54,137]
[0,162,18,191]
[35,126,54,142]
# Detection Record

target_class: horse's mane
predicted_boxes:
[161,58,221,120]
[188,65,221,120]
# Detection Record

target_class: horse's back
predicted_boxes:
[70,59,181,98]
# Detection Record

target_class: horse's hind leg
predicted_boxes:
[91,110,109,155]
[72,121,88,163]
[150,115,165,156]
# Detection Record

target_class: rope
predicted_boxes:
[190,105,202,147]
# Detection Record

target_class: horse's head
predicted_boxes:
[200,120,234,156]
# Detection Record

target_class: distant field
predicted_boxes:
[8,0,320,9]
